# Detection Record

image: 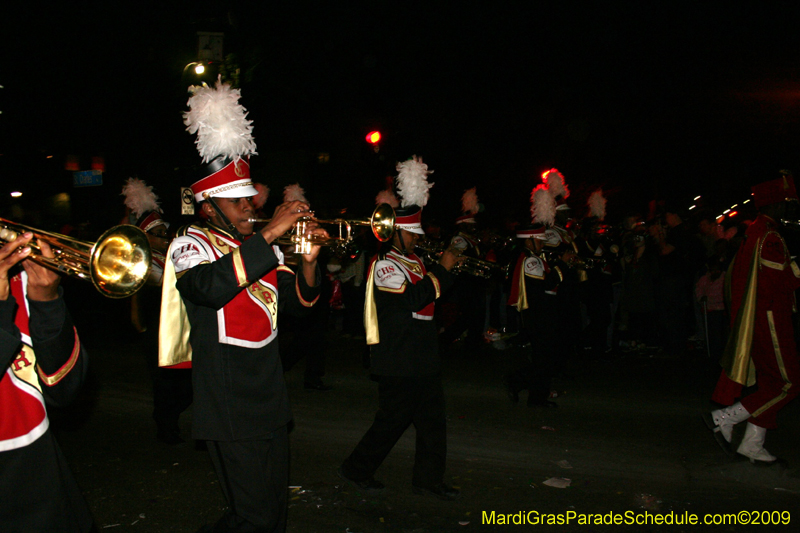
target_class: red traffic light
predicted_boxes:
[366,131,381,144]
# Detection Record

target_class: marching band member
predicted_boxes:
[339,155,462,500]
[541,169,581,373]
[439,187,488,355]
[505,183,565,407]
[122,178,193,445]
[1,233,93,532]
[580,189,618,360]
[161,77,323,532]
[278,182,333,391]
[704,174,800,464]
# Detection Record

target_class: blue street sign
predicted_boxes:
[73,170,103,187]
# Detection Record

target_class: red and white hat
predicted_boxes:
[752,174,798,209]
[393,155,433,235]
[395,205,425,235]
[136,211,169,233]
[121,178,169,231]
[184,76,258,202]
[455,214,476,225]
[189,157,257,202]
[516,225,547,240]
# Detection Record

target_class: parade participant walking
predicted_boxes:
[122,177,193,445]
[505,183,564,407]
[440,187,487,355]
[704,174,800,464]
[339,155,463,500]
[1,232,94,532]
[161,77,324,532]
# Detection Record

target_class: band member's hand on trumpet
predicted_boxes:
[258,200,313,243]
[437,247,466,272]
[258,200,329,286]
[0,231,60,302]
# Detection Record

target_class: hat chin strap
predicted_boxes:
[204,194,246,241]
[393,228,412,256]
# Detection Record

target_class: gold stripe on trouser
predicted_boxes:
[750,310,792,417]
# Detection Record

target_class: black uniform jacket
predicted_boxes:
[172,223,320,441]
[367,249,454,377]
[1,274,92,532]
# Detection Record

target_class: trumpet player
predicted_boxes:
[439,187,487,356]
[505,184,566,408]
[340,156,462,501]
[165,77,325,532]
[1,232,94,532]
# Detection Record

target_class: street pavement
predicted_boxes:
[51,295,800,532]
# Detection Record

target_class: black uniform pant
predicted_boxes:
[205,425,289,533]
[342,374,447,487]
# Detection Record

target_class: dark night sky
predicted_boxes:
[3,1,800,229]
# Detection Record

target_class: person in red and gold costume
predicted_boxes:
[339,156,463,501]
[0,232,93,531]
[703,174,800,464]
[161,77,324,532]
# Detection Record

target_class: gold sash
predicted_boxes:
[512,255,529,313]
[720,238,759,387]
[364,259,380,345]
[158,242,193,367]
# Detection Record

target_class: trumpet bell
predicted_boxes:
[370,203,396,242]
[0,218,152,299]
[90,225,152,298]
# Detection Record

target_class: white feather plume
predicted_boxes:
[253,183,270,210]
[543,168,569,199]
[376,189,399,207]
[587,189,607,220]
[396,155,434,208]
[121,178,162,219]
[531,184,556,227]
[461,187,479,214]
[183,76,257,163]
[283,183,307,203]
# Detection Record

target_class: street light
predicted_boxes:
[182,62,206,79]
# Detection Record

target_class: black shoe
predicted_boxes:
[337,467,385,493]
[304,380,332,391]
[412,482,460,501]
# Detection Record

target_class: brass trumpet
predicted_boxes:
[0,218,152,299]
[249,203,396,255]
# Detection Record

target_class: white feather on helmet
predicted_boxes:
[122,178,162,219]
[183,75,257,164]
[461,187,479,215]
[396,155,434,208]
[531,184,556,227]
[543,168,569,200]
[587,189,607,220]
[283,183,307,203]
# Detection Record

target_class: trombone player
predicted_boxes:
[1,232,94,531]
